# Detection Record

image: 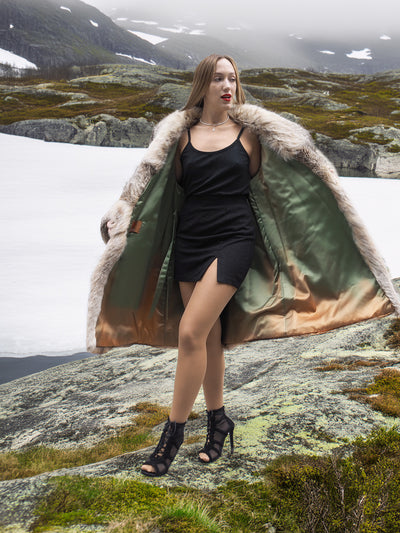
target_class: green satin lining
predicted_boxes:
[109,144,183,310]
[239,146,378,308]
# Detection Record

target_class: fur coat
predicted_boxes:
[87,104,400,353]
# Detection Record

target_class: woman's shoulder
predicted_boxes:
[231,103,314,159]
[151,108,200,143]
[240,124,259,144]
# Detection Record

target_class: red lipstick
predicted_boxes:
[221,94,232,101]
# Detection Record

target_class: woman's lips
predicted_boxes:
[221,94,232,101]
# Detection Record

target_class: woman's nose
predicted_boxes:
[223,79,233,91]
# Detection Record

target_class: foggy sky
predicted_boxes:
[83,0,400,37]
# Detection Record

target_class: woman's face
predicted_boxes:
[203,58,237,110]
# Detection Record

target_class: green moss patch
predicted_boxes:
[0,403,200,481]
[0,82,171,124]
[314,358,399,372]
[388,144,400,153]
[351,130,393,145]
[346,368,400,417]
[32,427,400,533]
[384,318,400,349]
[240,69,285,87]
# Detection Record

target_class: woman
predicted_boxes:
[140,55,260,475]
[87,55,400,477]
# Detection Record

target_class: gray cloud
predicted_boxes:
[84,0,400,36]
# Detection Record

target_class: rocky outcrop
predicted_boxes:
[314,133,378,176]
[243,84,349,111]
[69,64,187,89]
[0,114,154,147]
[3,110,400,177]
[155,83,191,110]
[1,279,400,530]
[2,65,400,177]
[242,84,297,100]
[315,127,400,178]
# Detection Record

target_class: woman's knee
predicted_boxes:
[178,319,207,352]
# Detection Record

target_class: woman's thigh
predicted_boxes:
[179,259,236,340]
[179,281,196,308]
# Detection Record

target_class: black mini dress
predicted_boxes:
[174,126,256,289]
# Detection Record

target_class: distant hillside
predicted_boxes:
[0,0,189,70]
[0,353,94,385]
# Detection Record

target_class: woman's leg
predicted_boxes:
[178,282,225,413]
[141,259,236,474]
[169,258,236,422]
[203,318,225,411]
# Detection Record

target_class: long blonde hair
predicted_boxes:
[183,54,245,110]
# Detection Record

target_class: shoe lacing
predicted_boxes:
[204,412,213,446]
[151,420,176,458]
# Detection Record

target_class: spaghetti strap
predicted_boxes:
[187,128,191,142]
[237,126,245,140]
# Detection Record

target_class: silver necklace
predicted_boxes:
[199,116,229,131]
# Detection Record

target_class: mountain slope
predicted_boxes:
[0,0,189,69]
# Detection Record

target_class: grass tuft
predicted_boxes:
[159,501,222,533]
[32,427,400,533]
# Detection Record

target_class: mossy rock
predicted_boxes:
[155,83,191,110]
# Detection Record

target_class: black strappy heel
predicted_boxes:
[198,406,235,463]
[141,418,185,477]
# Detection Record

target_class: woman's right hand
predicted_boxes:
[106,219,116,231]
[100,199,132,244]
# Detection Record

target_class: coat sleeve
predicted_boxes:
[100,110,186,243]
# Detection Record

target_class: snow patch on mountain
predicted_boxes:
[158,25,189,34]
[346,48,372,60]
[320,50,335,55]
[127,30,167,45]
[0,48,37,69]
[131,19,158,25]
[115,53,156,65]
[89,19,99,28]
[60,6,71,13]
[380,34,391,40]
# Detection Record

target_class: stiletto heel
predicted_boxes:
[198,406,235,463]
[141,418,185,477]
